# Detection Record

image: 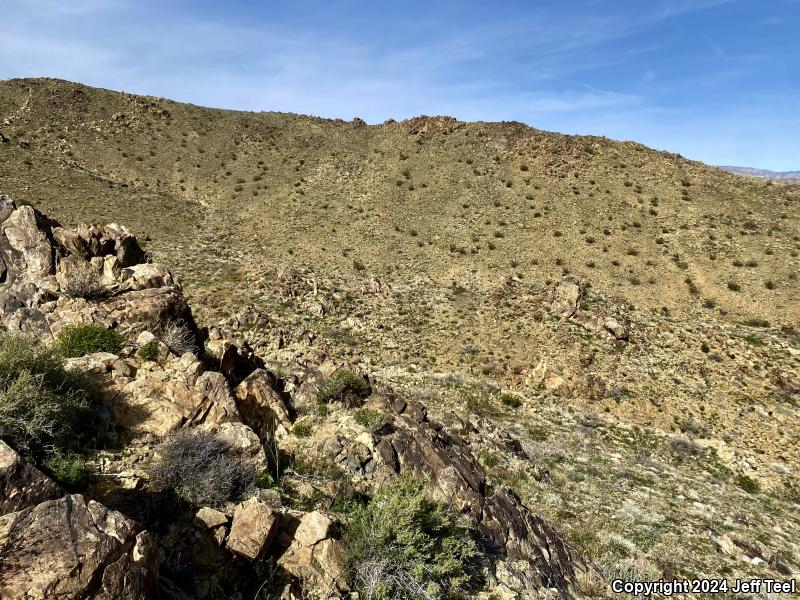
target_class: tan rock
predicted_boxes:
[227,500,278,560]
[294,511,333,547]
[0,494,157,598]
[195,507,229,529]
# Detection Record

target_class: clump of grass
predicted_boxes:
[499,392,522,408]
[291,422,313,437]
[342,476,479,600]
[42,450,90,490]
[317,369,371,405]
[159,320,198,356]
[353,408,387,432]
[56,324,124,357]
[734,474,760,494]
[136,339,160,361]
[62,262,105,299]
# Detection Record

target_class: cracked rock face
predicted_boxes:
[0,494,158,599]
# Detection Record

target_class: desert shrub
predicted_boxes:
[734,473,760,494]
[353,408,387,432]
[342,476,479,600]
[148,430,252,507]
[62,262,105,299]
[0,333,89,455]
[42,450,90,490]
[727,281,741,292]
[291,422,312,437]
[137,339,160,361]
[499,392,522,408]
[317,369,371,404]
[159,320,197,356]
[56,324,124,357]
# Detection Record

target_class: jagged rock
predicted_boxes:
[0,440,61,514]
[227,499,278,560]
[70,350,241,438]
[0,197,199,342]
[205,336,265,385]
[293,511,332,547]
[549,276,583,318]
[325,395,589,598]
[195,507,229,530]
[205,421,268,470]
[234,369,294,439]
[0,494,158,599]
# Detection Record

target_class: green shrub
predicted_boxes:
[148,430,252,507]
[291,422,313,437]
[316,369,371,404]
[42,451,90,490]
[342,476,479,600]
[56,324,124,357]
[0,334,89,455]
[137,339,160,361]
[353,408,387,432]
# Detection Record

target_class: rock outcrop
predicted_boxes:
[0,494,158,599]
[0,195,198,344]
[0,198,589,599]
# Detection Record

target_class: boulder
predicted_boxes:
[0,494,158,599]
[195,506,229,530]
[74,351,241,438]
[278,512,347,595]
[604,317,629,341]
[549,276,583,318]
[0,440,61,514]
[0,198,199,343]
[227,500,278,560]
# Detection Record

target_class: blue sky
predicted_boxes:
[2,0,798,170]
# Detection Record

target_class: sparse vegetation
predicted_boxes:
[353,408,387,432]
[62,262,105,299]
[317,368,371,404]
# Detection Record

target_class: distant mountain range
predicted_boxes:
[720,166,800,181]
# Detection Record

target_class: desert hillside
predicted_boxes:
[0,78,797,326]
[1,78,798,597]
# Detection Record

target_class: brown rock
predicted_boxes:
[0,494,158,599]
[227,500,278,560]
[294,511,333,547]
[0,440,61,514]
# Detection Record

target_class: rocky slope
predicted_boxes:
[0,197,591,598]
[0,78,798,598]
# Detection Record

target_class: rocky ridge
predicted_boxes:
[0,197,590,598]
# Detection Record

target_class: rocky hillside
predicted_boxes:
[0,78,797,328]
[0,196,592,598]
[0,78,798,598]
